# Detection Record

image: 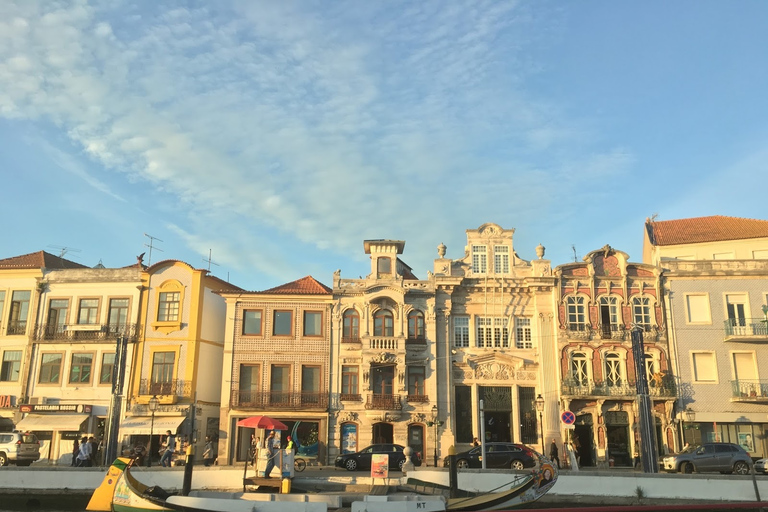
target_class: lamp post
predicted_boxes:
[535,394,545,455]
[147,395,159,468]
[427,405,444,467]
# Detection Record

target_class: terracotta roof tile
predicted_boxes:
[648,215,768,246]
[257,276,332,295]
[0,250,88,269]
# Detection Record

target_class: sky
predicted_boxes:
[2,1,768,291]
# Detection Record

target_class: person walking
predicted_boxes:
[549,439,560,469]
[263,431,278,478]
[71,439,80,467]
[203,436,216,467]
[89,436,99,466]
[76,435,92,467]
[160,430,176,467]
[472,437,480,447]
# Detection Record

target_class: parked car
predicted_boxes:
[0,431,41,466]
[754,457,768,474]
[334,443,420,471]
[445,442,537,470]
[661,443,752,475]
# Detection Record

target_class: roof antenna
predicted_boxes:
[571,244,578,262]
[143,233,164,266]
[203,249,219,272]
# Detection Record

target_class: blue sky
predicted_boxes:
[2,1,768,291]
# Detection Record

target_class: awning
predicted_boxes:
[16,414,89,432]
[119,416,186,436]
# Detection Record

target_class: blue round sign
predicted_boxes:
[561,411,575,425]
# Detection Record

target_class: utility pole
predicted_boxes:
[104,335,131,465]
[631,327,659,473]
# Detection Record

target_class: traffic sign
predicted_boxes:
[561,411,575,425]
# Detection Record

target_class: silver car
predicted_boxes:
[0,432,41,466]
[662,443,752,475]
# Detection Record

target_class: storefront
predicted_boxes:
[119,414,188,465]
[16,403,93,465]
[0,394,18,432]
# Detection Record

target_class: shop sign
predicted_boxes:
[19,404,92,414]
[0,395,16,408]
[61,431,83,440]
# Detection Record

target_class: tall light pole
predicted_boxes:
[535,394,545,455]
[147,395,159,467]
[427,404,444,467]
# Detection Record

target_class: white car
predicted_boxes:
[754,457,768,474]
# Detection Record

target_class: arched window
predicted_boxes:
[599,296,619,338]
[632,297,652,332]
[571,352,589,386]
[374,310,394,337]
[604,352,622,387]
[408,310,425,339]
[343,309,359,342]
[566,296,586,331]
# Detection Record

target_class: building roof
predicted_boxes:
[646,215,768,246]
[257,276,332,295]
[0,250,88,270]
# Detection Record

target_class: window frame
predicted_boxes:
[151,350,176,385]
[407,310,425,339]
[69,352,94,384]
[38,352,63,385]
[373,309,394,337]
[152,280,184,332]
[303,310,324,337]
[407,366,426,397]
[99,352,116,385]
[566,296,587,331]
[685,293,711,325]
[632,296,653,332]
[604,352,624,387]
[107,297,130,335]
[515,317,532,349]
[272,310,294,336]
[341,365,359,397]
[570,351,590,386]
[476,317,509,348]
[8,290,31,335]
[453,316,470,347]
[377,257,392,276]
[242,309,264,336]
[343,309,360,341]
[0,350,22,382]
[493,245,510,274]
[691,351,718,384]
[471,245,488,274]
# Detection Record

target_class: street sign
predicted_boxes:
[561,411,575,425]
[564,424,575,430]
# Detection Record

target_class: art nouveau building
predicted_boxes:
[217,276,333,465]
[554,245,674,468]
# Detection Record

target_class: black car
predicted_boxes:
[446,442,537,470]
[334,443,421,471]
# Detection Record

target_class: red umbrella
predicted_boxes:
[236,415,288,430]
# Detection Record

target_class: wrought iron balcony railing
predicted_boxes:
[139,378,192,398]
[405,337,427,348]
[34,323,142,342]
[6,320,27,335]
[561,379,676,398]
[406,394,430,403]
[341,336,361,344]
[230,390,329,410]
[723,318,768,342]
[731,380,768,401]
[365,393,402,411]
[340,393,362,401]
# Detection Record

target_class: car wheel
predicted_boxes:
[511,460,525,470]
[398,459,405,471]
[345,459,358,471]
[456,459,469,469]
[0,453,8,467]
[682,462,693,474]
[733,461,750,475]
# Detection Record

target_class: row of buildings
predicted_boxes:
[0,215,766,468]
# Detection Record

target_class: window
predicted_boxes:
[46,299,69,337]
[239,364,260,404]
[343,309,359,341]
[270,364,291,404]
[8,290,31,335]
[494,246,509,274]
[107,298,129,334]
[453,316,469,347]
[713,252,735,260]
[100,353,115,384]
[151,351,175,385]
[342,365,359,396]
[471,245,487,274]
[632,297,652,331]
[566,296,586,331]
[515,317,532,349]
[692,352,717,383]
[39,353,62,384]
[69,353,93,383]
[242,310,263,335]
[752,250,768,259]
[408,366,425,396]
[377,257,392,275]
[644,354,656,384]
[599,296,619,338]
[0,291,4,324]
[726,294,747,329]
[571,352,588,386]
[301,365,321,404]
[408,310,425,339]
[272,310,293,336]
[373,310,394,336]
[0,350,21,382]
[77,298,99,324]
[732,352,757,383]
[303,311,323,336]
[686,294,711,324]
[605,353,622,387]
[157,292,180,322]
[476,317,509,348]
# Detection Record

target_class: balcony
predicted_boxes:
[139,378,192,398]
[341,336,361,344]
[731,380,768,402]
[365,393,402,411]
[6,320,27,335]
[561,379,676,398]
[368,337,399,350]
[406,394,430,403]
[231,390,329,410]
[723,318,768,342]
[34,323,142,342]
[405,337,427,350]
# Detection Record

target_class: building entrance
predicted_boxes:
[480,386,512,443]
[372,422,393,445]
[574,414,594,466]
[605,410,631,467]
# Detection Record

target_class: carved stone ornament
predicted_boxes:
[536,244,545,259]
[370,352,399,364]
[437,243,447,258]
[481,225,499,237]
[338,411,358,423]
[409,413,427,424]
[474,362,513,380]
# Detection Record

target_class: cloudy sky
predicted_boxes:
[2,1,767,290]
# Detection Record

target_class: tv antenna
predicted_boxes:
[143,233,164,266]
[47,245,81,259]
[571,244,578,262]
[203,249,220,272]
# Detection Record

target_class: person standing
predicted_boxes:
[89,436,99,466]
[76,436,92,467]
[203,436,215,467]
[472,437,480,447]
[263,431,278,478]
[549,439,560,469]
[160,430,176,467]
[71,439,80,467]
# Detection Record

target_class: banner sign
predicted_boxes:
[19,404,92,413]
[371,453,389,479]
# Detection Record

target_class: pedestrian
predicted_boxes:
[89,436,99,466]
[286,435,295,454]
[472,437,480,448]
[160,430,176,467]
[203,436,215,467]
[549,439,560,469]
[263,431,278,478]
[76,435,92,467]
[71,438,80,467]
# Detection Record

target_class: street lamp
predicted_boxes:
[427,404,444,467]
[535,394,545,454]
[148,395,159,468]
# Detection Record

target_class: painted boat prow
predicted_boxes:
[87,457,133,511]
